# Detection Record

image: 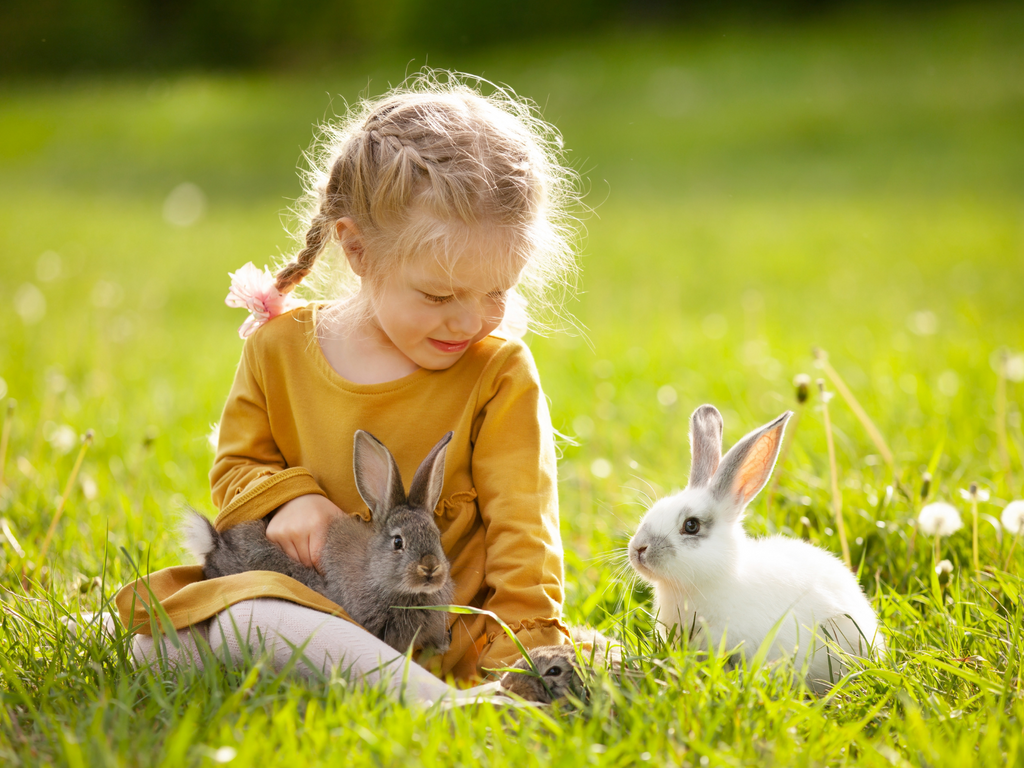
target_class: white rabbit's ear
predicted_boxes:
[710,411,792,511]
[407,431,453,513]
[353,430,405,521]
[689,404,724,488]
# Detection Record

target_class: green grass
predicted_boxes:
[2,3,1024,766]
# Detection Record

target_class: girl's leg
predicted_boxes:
[61,611,208,671]
[207,598,495,703]
[131,622,209,671]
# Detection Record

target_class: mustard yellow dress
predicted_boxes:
[116,305,568,680]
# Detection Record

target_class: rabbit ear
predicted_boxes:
[407,431,453,513]
[353,430,406,522]
[689,405,724,488]
[710,411,792,512]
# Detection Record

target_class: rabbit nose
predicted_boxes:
[417,555,441,580]
[635,545,648,561]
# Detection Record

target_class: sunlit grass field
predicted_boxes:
[2,3,1023,766]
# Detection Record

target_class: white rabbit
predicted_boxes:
[628,405,883,691]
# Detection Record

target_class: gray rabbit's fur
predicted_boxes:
[185,430,455,655]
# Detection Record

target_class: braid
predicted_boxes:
[274,159,347,293]
[275,210,331,293]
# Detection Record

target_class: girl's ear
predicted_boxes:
[336,217,367,276]
[353,430,406,522]
[710,411,792,511]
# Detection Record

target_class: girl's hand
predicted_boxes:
[265,494,345,571]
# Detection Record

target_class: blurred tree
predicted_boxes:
[1,0,968,75]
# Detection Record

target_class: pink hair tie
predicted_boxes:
[225,262,305,339]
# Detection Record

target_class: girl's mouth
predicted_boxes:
[429,338,471,354]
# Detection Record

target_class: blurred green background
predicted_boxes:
[1,0,1022,597]
[3,3,1024,764]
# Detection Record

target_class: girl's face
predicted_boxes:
[366,242,525,371]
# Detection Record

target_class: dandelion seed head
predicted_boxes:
[1001,500,1024,536]
[207,422,220,452]
[793,373,811,404]
[48,425,77,455]
[80,474,98,501]
[816,378,834,403]
[960,484,990,503]
[1006,354,1024,383]
[918,502,963,537]
[935,558,954,586]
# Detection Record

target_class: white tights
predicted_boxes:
[79,599,500,704]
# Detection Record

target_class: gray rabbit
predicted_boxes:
[184,430,455,654]
[500,628,621,703]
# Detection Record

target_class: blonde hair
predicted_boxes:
[274,70,580,334]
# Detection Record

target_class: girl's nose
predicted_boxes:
[448,301,484,337]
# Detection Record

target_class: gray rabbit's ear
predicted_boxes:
[353,430,405,521]
[407,431,453,514]
[688,405,724,489]
[710,411,792,513]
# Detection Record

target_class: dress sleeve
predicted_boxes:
[471,342,569,670]
[209,338,326,531]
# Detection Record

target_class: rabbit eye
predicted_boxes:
[544,665,563,677]
[392,535,404,551]
[682,517,701,535]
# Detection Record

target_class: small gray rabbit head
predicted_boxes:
[353,430,453,595]
[628,405,791,590]
[500,646,585,703]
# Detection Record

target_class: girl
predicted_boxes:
[114,72,579,702]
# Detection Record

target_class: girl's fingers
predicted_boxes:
[280,538,303,566]
[309,531,325,573]
[293,536,313,569]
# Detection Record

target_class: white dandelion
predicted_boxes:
[48,425,78,455]
[935,558,954,587]
[1002,500,1024,569]
[959,485,991,503]
[919,502,962,563]
[207,422,220,452]
[1002,501,1024,536]
[918,502,962,537]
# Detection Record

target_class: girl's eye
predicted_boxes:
[682,518,701,535]
[393,535,404,551]
[423,293,453,304]
[487,289,508,300]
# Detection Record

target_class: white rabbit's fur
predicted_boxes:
[629,405,883,691]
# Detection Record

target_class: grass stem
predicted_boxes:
[995,350,1014,488]
[971,498,979,572]
[767,374,810,517]
[37,429,94,569]
[766,410,801,516]
[0,399,14,490]
[818,379,851,569]
[813,348,894,469]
